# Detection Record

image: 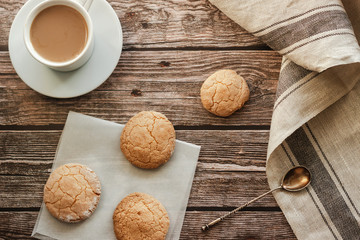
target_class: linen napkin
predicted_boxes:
[32,111,201,240]
[209,0,360,239]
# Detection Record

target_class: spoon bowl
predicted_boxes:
[281,166,311,191]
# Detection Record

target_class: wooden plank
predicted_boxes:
[0,212,36,240]
[0,171,278,209]
[0,0,264,49]
[0,50,280,126]
[0,130,279,208]
[0,130,269,172]
[0,211,296,239]
[181,211,296,239]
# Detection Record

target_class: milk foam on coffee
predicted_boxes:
[30,5,88,62]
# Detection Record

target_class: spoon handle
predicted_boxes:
[201,186,282,231]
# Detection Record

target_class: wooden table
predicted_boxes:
[0,0,296,239]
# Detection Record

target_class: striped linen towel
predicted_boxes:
[209,0,360,239]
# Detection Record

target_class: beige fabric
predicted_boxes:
[209,0,360,239]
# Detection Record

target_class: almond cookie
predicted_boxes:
[120,111,176,169]
[43,163,101,223]
[113,192,170,240]
[200,69,250,117]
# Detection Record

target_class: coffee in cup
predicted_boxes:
[24,0,94,72]
[30,5,88,62]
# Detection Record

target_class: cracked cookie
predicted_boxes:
[43,163,101,223]
[113,192,170,240]
[120,111,176,169]
[200,69,250,117]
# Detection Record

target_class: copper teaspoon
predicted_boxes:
[201,166,311,231]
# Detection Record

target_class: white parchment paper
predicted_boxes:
[32,111,201,240]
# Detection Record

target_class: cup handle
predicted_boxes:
[73,0,93,11]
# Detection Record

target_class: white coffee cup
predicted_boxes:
[24,0,94,72]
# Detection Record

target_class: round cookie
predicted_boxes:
[113,192,170,240]
[120,111,176,169]
[43,163,101,223]
[200,69,250,117]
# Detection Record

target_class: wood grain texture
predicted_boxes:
[181,211,296,240]
[0,0,265,50]
[0,130,269,172]
[0,211,296,239]
[0,171,278,209]
[0,130,279,209]
[0,50,280,126]
[0,212,36,240]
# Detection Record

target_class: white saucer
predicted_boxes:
[9,0,123,98]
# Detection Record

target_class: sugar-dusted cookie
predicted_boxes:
[43,163,101,223]
[113,192,170,240]
[120,111,176,169]
[200,69,250,117]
